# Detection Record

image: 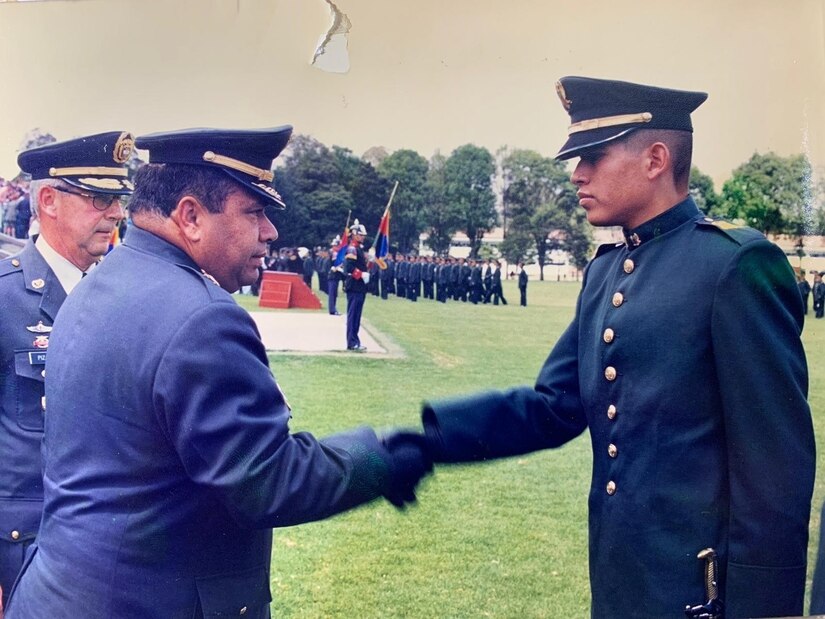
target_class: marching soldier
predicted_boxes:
[0,132,134,610]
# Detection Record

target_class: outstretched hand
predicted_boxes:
[380,430,434,509]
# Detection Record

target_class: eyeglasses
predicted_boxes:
[53,186,123,212]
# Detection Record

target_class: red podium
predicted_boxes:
[259,271,322,310]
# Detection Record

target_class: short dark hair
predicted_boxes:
[623,129,693,190]
[129,163,241,217]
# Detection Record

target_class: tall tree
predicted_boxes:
[720,152,814,237]
[689,166,721,216]
[275,135,352,248]
[333,145,388,237]
[377,149,430,253]
[443,144,497,258]
[501,149,587,280]
[423,152,461,255]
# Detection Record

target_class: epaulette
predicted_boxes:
[594,242,623,258]
[696,216,763,246]
[0,255,23,279]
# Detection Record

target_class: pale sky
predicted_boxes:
[0,0,823,191]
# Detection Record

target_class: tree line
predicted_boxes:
[12,129,825,278]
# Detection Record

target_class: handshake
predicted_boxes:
[379,426,442,509]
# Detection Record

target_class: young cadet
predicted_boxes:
[5,128,431,619]
[403,77,815,618]
[0,132,133,611]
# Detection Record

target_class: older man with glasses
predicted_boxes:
[0,131,133,612]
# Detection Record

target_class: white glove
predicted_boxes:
[362,272,371,284]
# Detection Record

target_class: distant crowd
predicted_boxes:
[0,178,32,238]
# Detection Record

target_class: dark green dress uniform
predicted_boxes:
[423,197,814,618]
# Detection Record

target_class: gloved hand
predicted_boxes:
[362,272,371,284]
[380,430,434,508]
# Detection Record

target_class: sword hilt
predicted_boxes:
[685,548,724,619]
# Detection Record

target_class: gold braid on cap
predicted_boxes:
[49,166,128,177]
[202,151,274,182]
[568,112,653,135]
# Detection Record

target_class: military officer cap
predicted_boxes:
[349,219,367,236]
[554,76,707,160]
[134,127,292,212]
[17,131,135,194]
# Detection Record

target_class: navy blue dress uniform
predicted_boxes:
[343,221,369,351]
[407,256,421,302]
[0,131,133,609]
[417,78,814,618]
[5,129,431,619]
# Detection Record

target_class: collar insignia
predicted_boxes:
[201,270,220,287]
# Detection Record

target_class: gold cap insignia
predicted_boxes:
[113,132,135,164]
[31,278,45,289]
[26,321,53,334]
[253,182,285,205]
[556,81,571,111]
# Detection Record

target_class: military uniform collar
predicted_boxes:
[123,225,203,273]
[17,238,67,321]
[622,196,700,249]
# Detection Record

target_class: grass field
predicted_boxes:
[238,278,825,618]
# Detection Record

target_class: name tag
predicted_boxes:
[28,351,47,365]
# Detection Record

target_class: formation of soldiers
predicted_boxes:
[310,250,510,306]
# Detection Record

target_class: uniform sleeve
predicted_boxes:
[152,300,392,528]
[710,239,815,618]
[422,291,588,462]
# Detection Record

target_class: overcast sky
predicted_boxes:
[0,0,823,190]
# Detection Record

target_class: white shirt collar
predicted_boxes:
[35,234,92,294]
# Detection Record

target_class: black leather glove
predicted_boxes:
[380,430,434,509]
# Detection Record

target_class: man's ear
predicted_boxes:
[169,196,207,243]
[646,142,671,181]
[37,185,59,220]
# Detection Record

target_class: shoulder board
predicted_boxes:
[0,255,24,278]
[696,216,764,245]
[594,242,623,258]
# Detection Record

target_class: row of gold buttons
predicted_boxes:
[604,258,635,496]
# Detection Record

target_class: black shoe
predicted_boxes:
[347,345,367,352]
[330,311,340,315]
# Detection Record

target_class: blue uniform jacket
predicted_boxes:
[7,226,395,619]
[0,241,65,606]
[423,198,815,618]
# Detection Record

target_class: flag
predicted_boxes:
[332,211,351,267]
[107,225,120,254]
[373,181,398,270]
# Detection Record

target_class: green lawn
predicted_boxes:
[237,278,825,618]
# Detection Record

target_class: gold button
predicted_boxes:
[11,530,20,540]
[623,259,635,274]
[11,258,20,267]
[606,481,616,495]
[608,444,618,458]
[607,404,617,420]
[604,366,617,381]
[240,607,247,616]
[612,292,624,307]
[32,278,45,290]
[603,328,614,343]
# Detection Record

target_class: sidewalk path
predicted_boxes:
[249,310,401,357]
